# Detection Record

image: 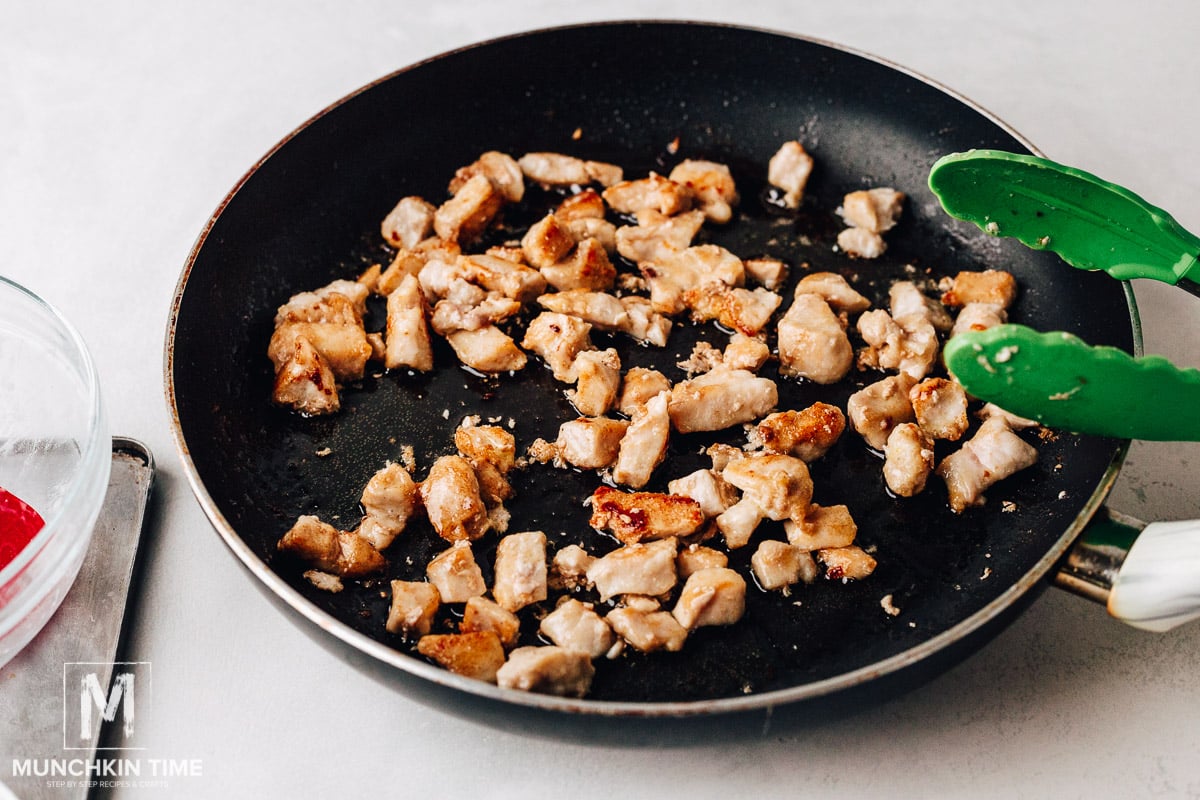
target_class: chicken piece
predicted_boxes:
[743,257,789,291]
[837,227,887,259]
[950,302,1008,336]
[605,607,688,653]
[941,269,1018,309]
[542,237,617,292]
[751,540,817,590]
[684,285,782,337]
[589,486,705,545]
[539,598,615,659]
[455,424,517,474]
[794,272,871,314]
[668,468,739,518]
[382,274,434,371]
[586,537,678,602]
[847,374,917,451]
[882,422,935,497]
[420,455,490,542]
[521,213,576,269]
[415,255,472,301]
[889,281,954,332]
[715,497,765,550]
[723,334,771,372]
[839,188,905,234]
[459,254,547,304]
[672,568,747,629]
[358,262,383,292]
[978,402,1039,430]
[417,631,506,683]
[566,349,619,416]
[521,312,593,382]
[615,209,706,265]
[493,531,548,612]
[777,293,854,384]
[676,544,729,579]
[496,646,595,697]
[611,390,671,488]
[603,172,694,217]
[548,544,596,592]
[556,188,606,220]
[553,417,629,470]
[856,308,939,380]
[517,152,591,186]
[751,402,846,462]
[818,546,877,581]
[277,515,384,577]
[562,217,618,253]
[376,249,428,296]
[910,377,969,441]
[668,159,738,223]
[617,368,671,416]
[767,141,814,209]
[386,580,440,637]
[937,417,1038,513]
[677,341,724,380]
[461,596,521,649]
[433,174,502,244]
[303,570,343,593]
[584,160,624,187]
[357,462,418,551]
[381,195,437,250]
[445,327,527,373]
[617,296,672,346]
[449,150,525,203]
[537,289,627,330]
[642,244,744,315]
[425,541,487,603]
[270,334,340,415]
[707,443,746,472]
[722,453,814,523]
[269,291,372,381]
[486,245,528,264]
[783,504,858,551]
[667,366,778,433]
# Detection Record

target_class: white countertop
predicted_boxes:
[5,1,1200,797]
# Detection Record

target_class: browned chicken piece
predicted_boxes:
[818,545,877,581]
[684,285,782,337]
[856,308,939,380]
[366,331,386,362]
[585,160,625,187]
[617,296,672,347]
[783,503,858,551]
[278,515,385,576]
[384,274,434,371]
[420,455,491,542]
[517,152,591,186]
[461,596,521,649]
[269,290,372,381]
[459,254,548,303]
[668,159,739,223]
[615,209,706,264]
[882,422,935,497]
[589,486,705,544]
[794,272,872,314]
[715,497,766,550]
[978,402,1039,430]
[910,377,969,441]
[722,453,814,523]
[381,195,437,250]
[521,213,576,269]
[611,390,671,488]
[539,598,615,659]
[568,348,621,416]
[303,570,343,593]
[486,245,527,264]
[586,537,679,602]
[937,417,1038,513]
[941,269,1018,309]
[667,366,778,433]
[552,417,629,470]
[750,402,846,462]
[358,262,382,291]
[416,255,472,301]
[493,530,548,613]
[270,334,340,415]
[541,237,617,292]
[548,544,596,592]
[777,293,854,384]
[561,217,618,253]
[751,540,818,590]
[707,442,746,472]
[723,334,771,372]
[425,541,487,603]
[418,631,506,683]
[497,646,596,697]
[358,462,418,551]
[847,374,917,450]
[617,367,671,416]
[537,289,627,329]
[642,244,744,315]
[668,468,739,518]
[767,141,814,209]
[433,174,503,244]
[837,227,887,259]
[431,283,523,336]
[889,281,954,332]
[521,312,594,382]
[455,424,517,474]
[376,249,427,296]
[676,544,729,579]
[603,172,694,217]
[449,151,525,203]
[672,567,747,629]
[950,302,1008,337]
[386,580,440,637]
[556,188,606,220]
[445,327,527,373]
[743,257,789,291]
[290,278,369,317]
[839,188,905,234]
[605,606,688,653]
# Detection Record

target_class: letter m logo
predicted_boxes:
[64,661,151,750]
[80,671,135,739]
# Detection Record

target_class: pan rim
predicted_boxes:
[163,19,1140,717]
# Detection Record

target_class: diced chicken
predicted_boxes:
[417,631,506,683]
[496,646,595,697]
[951,302,1008,336]
[521,312,593,382]
[722,453,814,523]
[617,368,671,416]
[882,422,935,497]
[420,455,490,542]
[384,274,434,371]
[668,159,739,223]
[589,486,705,545]
[376,249,428,296]
[449,151,525,203]
[751,540,817,590]
[539,598,615,659]
[540,237,617,292]
[672,567,747,629]
[668,366,778,433]
[676,544,729,579]
[521,213,575,269]
[750,402,846,462]
[548,544,596,592]
[839,188,905,234]
[386,580,440,637]
[416,255,471,301]
[605,606,688,653]
[561,217,618,253]
[445,327,527,373]
[455,423,517,474]
[357,462,418,551]
[603,172,694,217]
[493,531,548,612]
[673,336,722,374]
[941,270,1018,309]
[553,417,629,470]
[433,173,503,244]
[518,152,591,186]
[642,244,744,315]
[277,515,385,577]
[818,545,877,581]
[783,504,858,551]
[568,348,621,416]
[723,334,771,372]
[461,596,521,649]
[706,443,746,472]
[269,290,371,381]
[485,246,528,264]
[743,257,789,291]
[556,188,606,220]
[668,469,739,518]
[611,390,671,488]
[856,308,939,380]
[837,228,886,259]
[538,289,627,330]
[910,377,969,441]
[270,334,340,415]
[937,417,1038,513]
[889,281,954,332]
[715,497,765,550]
[767,141,814,209]
[615,209,705,264]
[366,331,385,361]
[381,196,437,250]
[425,541,487,603]
[584,160,624,187]
[777,293,854,384]
[794,272,871,313]
[978,402,1039,430]
[459,254,548,303]
[586,537,678,602]
[303,570,343,593]
[616,296,672,346]
[684,284,782,336]
[847,374,917,450]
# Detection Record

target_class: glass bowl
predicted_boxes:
[0,276,109,668]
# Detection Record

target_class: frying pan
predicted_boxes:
[165,22,1138,726]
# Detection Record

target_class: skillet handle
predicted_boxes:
[1056,508,1200,631]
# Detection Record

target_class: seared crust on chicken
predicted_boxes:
[496,646,595,697]
[589,486,705,545]
[612,390,671,489]
[847,374,917,451]
[668,159,739,223]
[278,515,385,577]
[417,631,506,683]
[750,402,846,462]
[420,455,490,542]
[937,417,1038,513]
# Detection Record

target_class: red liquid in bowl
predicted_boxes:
[0,487,44,570]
